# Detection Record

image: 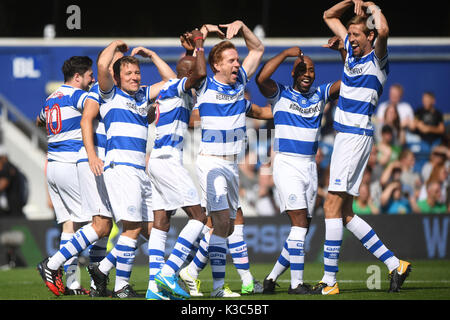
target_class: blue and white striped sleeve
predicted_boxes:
[72,89,89,112]
[266,82,282,109]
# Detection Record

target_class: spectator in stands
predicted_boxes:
[380,180,412,214]
[418,163,448,205]
[381,150,422,202]
[0,147,27,217]
[377,125,401,167]
[421,145,447,183]
[352,182,379,215]
[376,83,414,129]
[376,103,406,146]
[417,180,447,214]
[408,91,445,147]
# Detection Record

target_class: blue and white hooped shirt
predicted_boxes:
[40,84,88,163]
[77,82,107,163]
[99,85,152,171]
[269,82,332,158]
[151,77,194,161]
[334,35,389,136]
[195,66,252,156]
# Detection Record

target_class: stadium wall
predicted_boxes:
[0,37,449,123]
[1,214,449,267]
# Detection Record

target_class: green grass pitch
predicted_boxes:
[1,260,450,300]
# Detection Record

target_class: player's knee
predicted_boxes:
[153,212,171,232]
[92,216,112,238]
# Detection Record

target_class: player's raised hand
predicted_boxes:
[219,20,244,39]
[180,32,195,52]
[200,24,225,39]
[113,40,129,53]
[322,36,344,51]
[352,0,365,16]
[131,46,155,59]
[190,29,204,43]
[284,46,304,59]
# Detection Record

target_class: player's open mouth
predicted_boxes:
[301,78,311,85]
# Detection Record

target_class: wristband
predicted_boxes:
[193,36,204,42]
[196,47,204,52]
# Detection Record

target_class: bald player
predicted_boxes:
[146,29,208,300]
[256,46,341,294]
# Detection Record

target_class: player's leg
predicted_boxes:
[228,208,262,294]
[179,215,211,297]
[209,209,240,297]
[311,191,345,295]
[343,202,411,292]
[285,209,311,294]
[160,205,206,278]
[147,209,171,299]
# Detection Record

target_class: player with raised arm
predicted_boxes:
[188,20,270,298]
[86,40,175,298]
[256,46,341,295]
[36,56,95,296]
[145,29,208,300]
[311,0,411,295]
[37,51,124,298]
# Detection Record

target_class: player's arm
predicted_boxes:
[36,115,45,127]
[189,108,201,129]
[36,106,46,127]
[246,104,273,120]
[98,40,128,93]
[220,20,264,79]
[131,47,176,100]
[323,36,347,62]
[256,46,303,98]
[329,80,342,101]
[131,47,176,82]
[184,29,207,91]
[199,24,226,40]
[80,98,103,176]
[323,0,354,40]
[362,2,389,59]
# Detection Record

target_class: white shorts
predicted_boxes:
[47,161,88,224]
[196,154,239,220]
[148,156,200,212]
[103,165,153,223]
[328,132,373,196]
[273,153,317,217]
[77,161,112,218]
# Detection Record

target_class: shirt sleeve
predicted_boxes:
[266,82,283,110]
[99,85,116,102]
[72,90,89,112]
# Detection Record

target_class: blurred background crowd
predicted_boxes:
[237,85,449,216]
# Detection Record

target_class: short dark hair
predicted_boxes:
[208,40,236,73]
[62,56,93,82]
[113,56,140,79]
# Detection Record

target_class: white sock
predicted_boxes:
[162,219,204,276]
[228,224,253,286]
[112,235,137,292]
[187,231,211,278]
[287,226,307,289]
[322,218,343,286]
[268,241,289,281]
[48,225,99,271]
[209,234,227,291]
[147,228,167,292]
[346,215,399,272]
